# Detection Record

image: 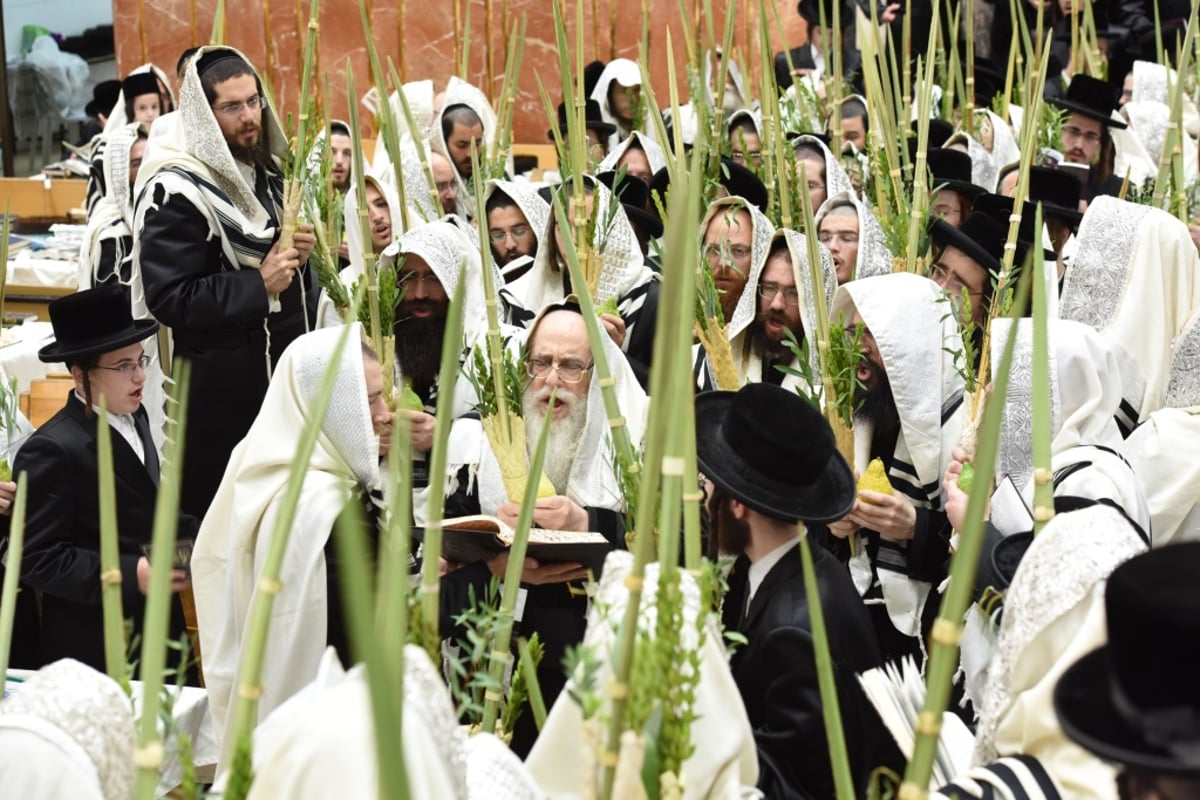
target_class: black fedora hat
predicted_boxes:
[797,0,854,27]
[719,157,769,215]
[1051,74,1127,129]
[970,192,1059,261]
[85,79,121,117]
[548,99,617,141]
[695,384,856,524]
[927,148,985,199]
[929,211,1006,276]
[121,71,160,101]
[1027,165,1084,227]
[1055,542,1200,775]
[909,119,955,151]
[597,170,664,239]
[39,285,159,364]
[647,159,769,216]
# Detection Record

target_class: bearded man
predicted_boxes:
[695,216,835,398]
[827,273,966,663]
[385,220,507,457]
[439,305,648,757]
[134,46,317,517]
[696,382,902,799]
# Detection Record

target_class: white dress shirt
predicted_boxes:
[77,392,145,465]
[747,536,799,608]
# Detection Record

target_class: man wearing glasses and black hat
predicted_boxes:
[1050,74,1128,201]
[696,382,901,799]
[15,286,195,674]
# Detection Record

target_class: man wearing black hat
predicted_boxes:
[1056,542,1200,800]
[79,79,120,143]
[928,211,1008,335]
[549,99,617,164]
[928,148,986,228]
[1051,74,1127,201]
[14,286,195,674]
[135,46,317,518]
[696,382,900,799]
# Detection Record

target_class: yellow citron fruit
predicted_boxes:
[857,458,894,502]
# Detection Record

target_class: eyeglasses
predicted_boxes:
[489,226,531,242]
[703,243,752,261]
[758,282,800,305]
[213,94,262,117]
[526,357,593,383]
[92,354,152,376]
[730,150,762,164]
[818,230,859,245]
[929,262,984,297]
[399,271,440,286]
[1061,125,1102,145]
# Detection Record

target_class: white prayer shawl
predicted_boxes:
[793,133,855,201]
[971,505,1145,798]
[1123,60,1200,182]
[192,324,380,767]
[387,217,505,363]
[833,274,966,637]
[506,180,657,318]
[371,134,444,224]
[726,107,763,139]
[0,659,135,800]
[597,130,667,177]
[702,48,751,114]
[80,121,142,290]
[1126,308,1200,546]
[814,190,895,281]
[132,46,291,317]
[1109,109,1160,188]
[441,311,648,517]
[947,130,1002,199]
[228,648,470,800]
[1059,195,1200,431]
[368,79,436,172]
[589,59,659,152]
[691,197,772,390]
[976,110,1020,189]
[429,77,510,217]
[989,319,1150,536]
[526,551,759,798]
[341,172,404,288]
[481,177,551,270]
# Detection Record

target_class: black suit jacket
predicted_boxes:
[724,543,903,799]
[14,392,192,671]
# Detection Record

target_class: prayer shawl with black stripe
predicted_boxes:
[132,45,291,323]
[832,273,966,639]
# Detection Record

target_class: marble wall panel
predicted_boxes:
[113,0,808,143]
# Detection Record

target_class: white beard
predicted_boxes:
[523,385,588,495]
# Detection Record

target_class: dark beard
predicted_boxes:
[394,311,446,397]
[227,125,273,171]
[707,485,751,560]
[748,315,801,363]
[853,358,901,450]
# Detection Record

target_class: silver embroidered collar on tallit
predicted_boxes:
[814,190,894,281]
[170,46,288,221]
[598,131,667,176]
[699,196,776,339]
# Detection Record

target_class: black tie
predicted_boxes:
[134,411,160,487]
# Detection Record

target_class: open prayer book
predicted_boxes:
[857,657,975,788]
[439,515,613,574]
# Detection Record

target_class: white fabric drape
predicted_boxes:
[192,324,379,768]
